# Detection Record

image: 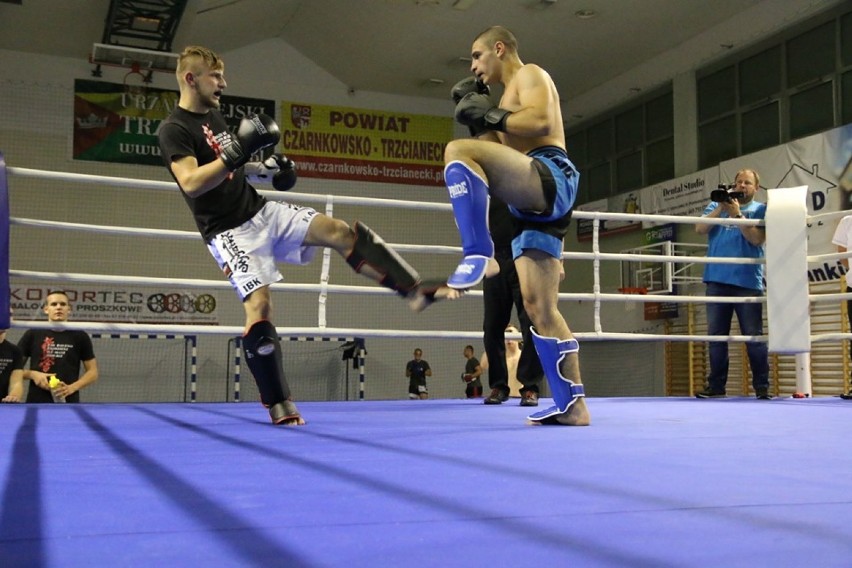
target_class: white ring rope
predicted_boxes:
[6,167,852,344]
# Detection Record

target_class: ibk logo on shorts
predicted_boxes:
[291,105,311,129]
[448,181,468,198]
[241,278,263,296]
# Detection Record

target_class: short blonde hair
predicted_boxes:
[176,46,223,79]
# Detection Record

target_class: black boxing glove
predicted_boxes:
[454,92,512,133]
[220,113,281,171]
[451,76,489,104]
[271,155,297,191]
[451,77,490,137]
[244,153,297,191]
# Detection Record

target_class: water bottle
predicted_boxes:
[49,375,66,403]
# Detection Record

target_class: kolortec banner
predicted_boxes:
[11,283,220,325]
[280,101,453,186]
[73,79,275,166]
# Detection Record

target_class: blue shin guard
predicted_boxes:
[526,327,585,422]
[444,160,494,289]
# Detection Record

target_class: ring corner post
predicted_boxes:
[0,151,10,330]
[765,185,811,394]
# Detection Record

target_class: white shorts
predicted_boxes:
[207,201,319,300]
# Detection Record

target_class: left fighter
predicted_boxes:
[158,45,454,425]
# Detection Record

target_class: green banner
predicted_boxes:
[73,79,275,166]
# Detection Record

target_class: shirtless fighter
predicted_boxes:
[443,26,590,426]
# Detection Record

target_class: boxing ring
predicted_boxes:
[2,161,852,566]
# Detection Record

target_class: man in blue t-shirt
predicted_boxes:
[695,169,770,400]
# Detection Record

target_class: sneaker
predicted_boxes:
[840,392,852,400]
[755,388,772,400]
[483,388,509,405]
[519,390,539,407]
[695,389,726,399]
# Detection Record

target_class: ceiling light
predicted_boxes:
[131,16,162,32]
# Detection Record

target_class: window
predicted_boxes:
[698,66,736,121]
[566,88,673,205]
[843,70,852,124]
[697,6,851,169]
[587,162,612,202]
[789,81,834,140]
[616,107,643,153]
[787,22,835,88]
[741,101,779,154]
[616,151,643,192]
[699,115,737,168]
[739,46,781,106]
[645,138,674,185]
[587,120,612,164]
[645,93,673,141]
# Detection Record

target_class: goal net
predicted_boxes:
[228,336,363,402]
[82,333,195,403]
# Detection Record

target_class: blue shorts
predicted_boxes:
[509,146,578,260]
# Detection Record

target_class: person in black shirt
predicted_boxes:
[480,198,544,406]
[158,46,452,425]
[17,291,98,403]
[0,327,24,403]
[461,344,483,399]
[405,348,431,399]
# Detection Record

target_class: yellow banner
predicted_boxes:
[280,102,453,186]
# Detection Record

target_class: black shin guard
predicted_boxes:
[345,221,421,296]
[243,320,290,406]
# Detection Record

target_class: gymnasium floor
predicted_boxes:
[1,396,851,567]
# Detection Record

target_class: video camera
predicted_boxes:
[710,184,745,203]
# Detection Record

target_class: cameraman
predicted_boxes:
[694,169,770,399]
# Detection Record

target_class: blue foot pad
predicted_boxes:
[527,405,563,423]
[447,255,491,289]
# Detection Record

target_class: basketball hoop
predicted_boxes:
[123,63,149,97]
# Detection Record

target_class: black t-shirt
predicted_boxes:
[18,329,95,403]
[0,340,24,398]
[158,106,266,241]
[465,357,480,376]
[406,359,430,384]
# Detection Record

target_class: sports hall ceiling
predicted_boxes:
[0,0,846,126]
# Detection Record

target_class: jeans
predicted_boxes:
[847,286,851,376]
[705,282,769,392]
